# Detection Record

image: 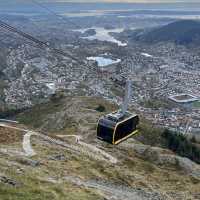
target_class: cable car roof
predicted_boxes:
[105,111,138,123]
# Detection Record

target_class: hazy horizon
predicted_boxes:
[1,0,200,3]
[0,0,200,15]
[28,0,200,2]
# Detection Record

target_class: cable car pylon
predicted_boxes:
[97,78,139,145]
[121,78,132,116]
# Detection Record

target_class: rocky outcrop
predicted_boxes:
[0,175,21,187]
[120,140,200,180]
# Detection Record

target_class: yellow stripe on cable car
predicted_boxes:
[113,130,139,145]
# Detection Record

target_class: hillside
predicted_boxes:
[0,96,200,200]
[136,20,200,45]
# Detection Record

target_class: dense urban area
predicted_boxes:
[0,2,200,200]
[0,10,200,138]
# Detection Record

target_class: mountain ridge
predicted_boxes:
[136,20,200,45]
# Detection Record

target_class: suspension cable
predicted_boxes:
[0,19,84,65]
[29,0,80,29]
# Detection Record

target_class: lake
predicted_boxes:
[75,27,127,46]
[87,56,121,67]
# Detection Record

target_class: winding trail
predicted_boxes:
[78,141,118,164]
[1,122,170,200]
[57,134,118,164]
[22,132,36,157]
[0,123,117,164]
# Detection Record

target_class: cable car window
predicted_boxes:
[97,124,113,142]
[114,117,135,142]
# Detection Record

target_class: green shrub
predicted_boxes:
[95,105,106,112]
[162,129,200,164]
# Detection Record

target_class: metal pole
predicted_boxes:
[121,79,132,115]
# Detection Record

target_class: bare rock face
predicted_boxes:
[64,176,168,200]
[177,157,200,179]
[48,154,67,161]
[16,158,40,167]
[0,175,21,187]
[120,139,200,180]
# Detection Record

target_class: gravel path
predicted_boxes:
[0,123,118,164]
[22,131,36,157]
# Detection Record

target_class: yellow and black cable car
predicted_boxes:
[97,111,139,145]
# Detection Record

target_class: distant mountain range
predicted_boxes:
[136,20,200,46]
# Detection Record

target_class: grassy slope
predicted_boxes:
[1,96,200,199]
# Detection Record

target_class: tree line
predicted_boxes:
[162,129,200,164]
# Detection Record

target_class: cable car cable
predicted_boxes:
[21,0,109,81]
[28,0,80,29]
[0,19,84,65]
[26,0,108,78]
[0,2,139,144]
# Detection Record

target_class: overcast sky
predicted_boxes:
[0,0,199,3]
[1,0,200,6]
[48,0,200,3]
[33,0,200,2]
